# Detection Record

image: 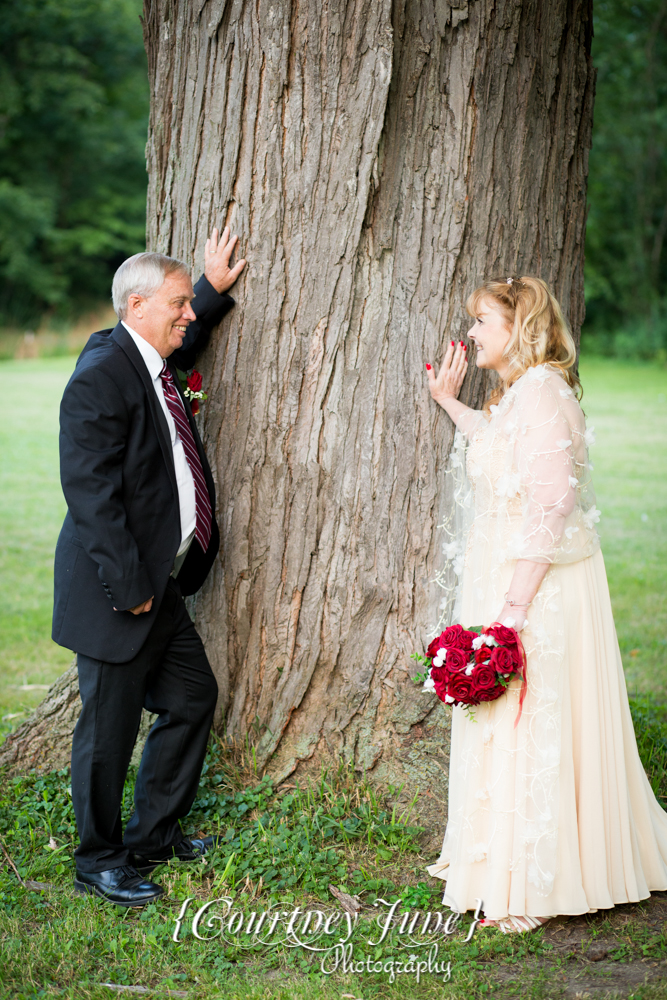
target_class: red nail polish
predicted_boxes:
[450,340,455,347]
[425,363,432,370]
[463,344,468,350]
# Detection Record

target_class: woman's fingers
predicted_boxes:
[437,340,455,379]
[426,339,468,397]
[454,342,467,372]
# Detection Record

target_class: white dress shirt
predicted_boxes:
[122,323,196,562]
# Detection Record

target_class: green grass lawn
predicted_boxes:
[0,358,75,734]
[579,357,667,698]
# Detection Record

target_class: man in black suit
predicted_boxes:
[53,227,245,906]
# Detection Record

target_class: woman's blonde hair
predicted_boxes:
[466,276,581,404]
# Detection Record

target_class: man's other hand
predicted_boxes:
[114,597,154,615]
[204,226,246,293]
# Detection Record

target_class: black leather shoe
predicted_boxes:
[133,836,223,876]
[74,865,164,907]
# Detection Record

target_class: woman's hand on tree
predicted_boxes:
[426,341,468,407]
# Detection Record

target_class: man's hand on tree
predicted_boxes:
[204,226,246,293]
[114,597,154,615]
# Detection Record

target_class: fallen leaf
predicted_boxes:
[329,884,361,915]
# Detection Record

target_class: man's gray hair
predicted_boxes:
[111,252,190,319]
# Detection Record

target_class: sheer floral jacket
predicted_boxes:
[437,363,600,627]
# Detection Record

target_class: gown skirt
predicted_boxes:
[426,548,667,919]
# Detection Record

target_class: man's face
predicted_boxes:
[127,271,197,358]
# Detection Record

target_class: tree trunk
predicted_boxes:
[0,663,80,775]
[141,0,594,819]
[2,2,594,824]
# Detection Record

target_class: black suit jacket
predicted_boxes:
[52,275,232,663]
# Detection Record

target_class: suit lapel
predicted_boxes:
[111,324,180,503]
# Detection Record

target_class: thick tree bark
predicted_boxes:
[0,663,80,775]
[140,0,594,813]
[1,2,593,824]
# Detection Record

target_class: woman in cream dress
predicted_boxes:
[424,276,667,932]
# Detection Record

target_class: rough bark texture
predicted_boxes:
[0,662,154,777]
[140,0,594,824]
[1,1,594,827]
[0,663,80,775]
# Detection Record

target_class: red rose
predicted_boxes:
[448,673,477,705]
[477,682,507,703]
[485,624,517,647]
[432,676,449,702]
[507,644,524,671]
[441,624,475,651]
[190,399,200,415]
[443,648,469,674]
[430,665,448,684]
[427,632,447,659]
[474,646,492,665]
[470,664,497,694]
[187,370,203,393]
[489,645,517,675]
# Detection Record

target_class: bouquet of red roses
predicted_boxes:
[416,623,526,717]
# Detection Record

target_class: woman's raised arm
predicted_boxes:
[427,341,485,437]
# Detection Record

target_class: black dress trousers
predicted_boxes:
[71,578,218,872]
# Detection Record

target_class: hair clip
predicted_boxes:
[506,277,514,285]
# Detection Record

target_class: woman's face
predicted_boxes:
[467,298,512,376]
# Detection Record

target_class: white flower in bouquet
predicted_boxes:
[422,672,436,694]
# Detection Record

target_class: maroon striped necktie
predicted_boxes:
[159,361,212,552]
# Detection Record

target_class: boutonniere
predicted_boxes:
[176,369,208,415]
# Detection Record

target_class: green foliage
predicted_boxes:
[188,748,424,898]
[399,881,439,910]
[583,0,667,356]
[0,747,424,905]
[0,767,76,843]
[0,0,148,326]
[629,695,667,804]
[2,727,667,996]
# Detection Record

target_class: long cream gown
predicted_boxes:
[427,363,667,919]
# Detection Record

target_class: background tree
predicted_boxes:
[583,0,667,356]
[0,0,148,326]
